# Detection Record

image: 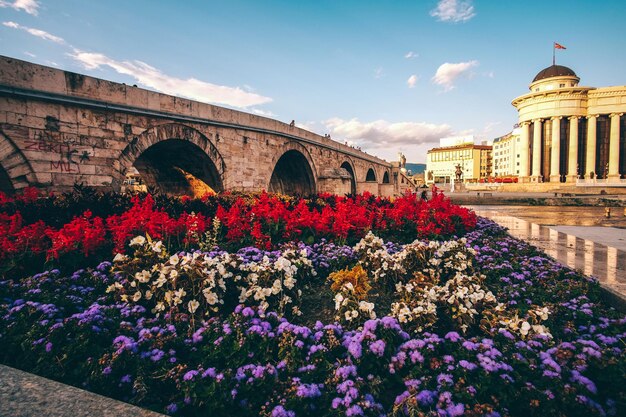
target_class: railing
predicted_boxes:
[576,178,626,187]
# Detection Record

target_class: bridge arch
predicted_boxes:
[340,160,357,195]
[268,142,316,196]
[0,129,38,193]
[365,167,377,182]
[118,123,224,195]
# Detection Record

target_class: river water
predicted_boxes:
[466,205,626,298]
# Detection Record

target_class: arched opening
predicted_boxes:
[340,161,357,195]
[382,171,390,184]
[0,165,14,195]
[132,139,223,196]
[365,168,377,182]
[269,150,315,196]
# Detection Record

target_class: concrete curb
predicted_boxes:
[0,365,165,417]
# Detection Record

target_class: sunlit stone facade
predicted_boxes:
[492,128,521,178]
[512,65,626,183]
[425,141,492,184]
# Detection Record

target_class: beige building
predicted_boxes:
[512,65,626,183]
[426,140,492,184]
[492,128,521,178]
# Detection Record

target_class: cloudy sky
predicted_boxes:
[1,0,625,162]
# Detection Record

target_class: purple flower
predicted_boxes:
[346,404,363,416]
[445,332,461,342]
[458,360,477,371]
[45,342,53,352]
[296,383,322,398]
[183,370,199,381]
[102,366,112,375]
[369,340,386,357]
[165,403,178,414]
[348,340,362,359]
[242,307,255,317]
[336,365,357,379]
[120,374,131,384]
[437,373,453,386]
[447,403,465,417]
[271,405,296,417]
[416,389,436,406]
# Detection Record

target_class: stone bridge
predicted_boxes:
[0,56,412,197]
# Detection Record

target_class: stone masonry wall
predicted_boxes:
[0,56,403,196]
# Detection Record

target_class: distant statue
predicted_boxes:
[427,171,433,181]
[289,120,295,127]
[399,152,406,168]
[454,164,463,181]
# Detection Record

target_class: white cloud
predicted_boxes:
[251,108,277,117]
[3,21,66,44]
[404,51,418,59]
[23,51,36,58]
[67,50,272,108]
[324,117,452,148]
[374,67,385,79]
[0,0,40,15]
[407,74,418,88]
[432,60,478,91]
[295,121,319,132]
[430,0,475,23]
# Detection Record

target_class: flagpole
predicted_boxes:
[552,42,555,65]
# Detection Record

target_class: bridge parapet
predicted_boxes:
[0,56,410,197]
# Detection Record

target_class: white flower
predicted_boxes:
[132,291,142,302]
[203,289,218,305]
[151,240,163,252]
[188,299,200,314]
[113,253,128,262]
[135,270,151,283]
[520,321,531,336]
[129,236,146,246]
[169,255,179,265]
[106,282,123,293]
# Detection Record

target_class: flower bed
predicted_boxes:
[0,190,624,416]
[0,188,475,278]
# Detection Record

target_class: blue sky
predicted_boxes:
[1,0,625,163]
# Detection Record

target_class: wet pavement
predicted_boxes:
[468,207,626,304]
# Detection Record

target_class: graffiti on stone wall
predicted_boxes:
[24,131,91,173]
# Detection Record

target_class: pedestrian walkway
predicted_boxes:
[472,208,626,309]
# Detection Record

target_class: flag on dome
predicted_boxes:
[554,42,566,49]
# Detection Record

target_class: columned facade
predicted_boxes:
[512,65,626,184]
[531,119,542,181]
[567,116,579,181]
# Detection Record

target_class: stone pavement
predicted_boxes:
[472,208,626,311]
[0,364,165,417]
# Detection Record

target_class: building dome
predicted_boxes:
[532,65,577,82]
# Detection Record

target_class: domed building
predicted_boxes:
[512,65,626,184]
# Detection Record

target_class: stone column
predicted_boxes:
[531,119,542,181]
[550,117,562,183]
[585,115,597,179]
[608,113,622,180]
[519,122,530,180]
[567,116,579,182]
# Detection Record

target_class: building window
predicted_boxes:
[559,83,565,88]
